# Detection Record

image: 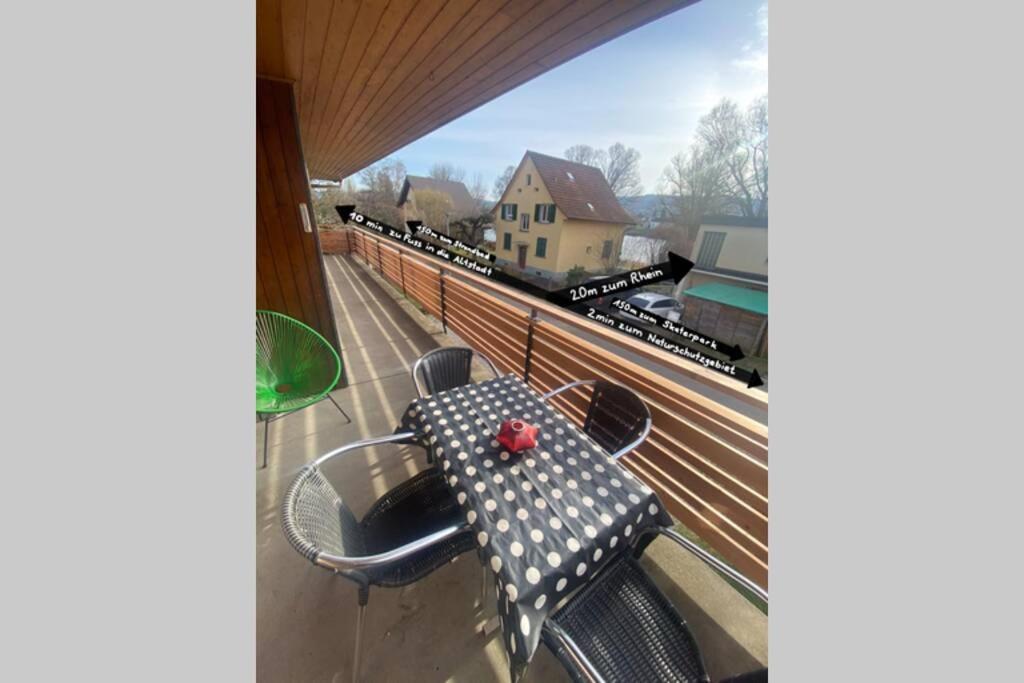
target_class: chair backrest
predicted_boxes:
[256,310,341,414]
[413,347,496,397]
[583,381,651,457]
[281,465,365,565]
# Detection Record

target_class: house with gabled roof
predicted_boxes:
[397,175,479,233]
[491,151,636,282]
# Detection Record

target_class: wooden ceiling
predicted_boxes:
[257,0,699,181]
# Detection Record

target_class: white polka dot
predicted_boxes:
[584,525,597,538]
[553,464,564,474]
[516,508,529,521]
[510,635,516,654]
[521,481,533,492]
[566,538,581,552]
[610,536,619,548]
[582,496,594,507]
[478,532,489,546]
[465,466,476,476]
[614,503,627,515]
[597,487,609,497]
[504,490,516,502]
[610,478,622,487]
[624,524,633,537]
[581,471,592,481]
[550,488,563,500]
[482,457,492,465]
[493,474,504,484]
[506,583,518,602]
[556,578,568,592]
[474,482,485,493]
[491,556,502,573]
[549,517,563,530]
[534,498,547,510]
[576,562,587,576]
[520,615,531,636]
[509,465,520,475]
[593,548,603,562]
[510,542,524,557]
[530,529,544,543]
[526,567,541,584]
[649,503,659,515]
[485,499,497,511]
[566,506,579,518]
[525,458,536,468]
[628,493,640,504]
[534,594,547,610]
[442,460,450,471]
[497,519,510,532]
[457,492,467,505]
[566,479,578,490]
[467,511,477,524]
[600,513,614,526]
[547,551,561,567]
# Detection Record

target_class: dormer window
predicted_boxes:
[566,171,575,181]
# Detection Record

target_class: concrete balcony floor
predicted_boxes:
[256,253,767,682]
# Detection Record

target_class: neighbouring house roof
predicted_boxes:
[398,176,478,217]
[701,214,768,228]
[683,282,768,315]
[496,151,637,225]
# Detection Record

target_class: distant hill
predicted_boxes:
[618,194,674,224]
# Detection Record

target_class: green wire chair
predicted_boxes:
[257,310,351,469]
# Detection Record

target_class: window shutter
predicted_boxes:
[534,204,541,221]
[511,204,518,220]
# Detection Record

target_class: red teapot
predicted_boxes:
[497,419,539,453]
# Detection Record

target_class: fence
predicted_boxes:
[339,226,769,587]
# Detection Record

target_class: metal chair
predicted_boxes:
[412,346,500,398]
[541,527,768,683]
[281,432,476,682]
[540,380,652,459]
[257,310,351,469]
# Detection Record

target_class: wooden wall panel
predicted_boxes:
[256,77,342,362]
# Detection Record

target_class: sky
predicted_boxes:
[372,0,767,198]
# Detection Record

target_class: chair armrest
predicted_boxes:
[541,621,608,683]
[314,523,470,572]
[540,379,597,402]
[311,431,419,467]
[637,527,768,604]
[609,418,652,460]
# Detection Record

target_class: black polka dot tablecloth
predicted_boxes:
[397,374,672,679]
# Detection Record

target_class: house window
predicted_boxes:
[696,231,726,268]
[503,232,512,250]
[520,213,530,232]
[536,237,547,258]
[534,204,556,223]
[526,173,532,186]
[601,240,613,259]
[501,204,518,221]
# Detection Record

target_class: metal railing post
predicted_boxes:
[524,308,538,384]
[399,252,407,296]
[439,268,448,334]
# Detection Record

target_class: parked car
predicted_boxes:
[620,292,683,322]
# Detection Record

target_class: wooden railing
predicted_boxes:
[339,226,769,587]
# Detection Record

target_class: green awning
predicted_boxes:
[683,282,767,315]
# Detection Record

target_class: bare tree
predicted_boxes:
[356,157,406,226]
[603,143,643,197]
[696,95,768,218]
[449,213,492,247]
[311,186,356,227]
[413,189,455,233]
[659,146,729,252]
[428,162,466,184]
[564,143,643,197]
[467,172,489,212]
[492,164,515,201]
[564,144,606,168]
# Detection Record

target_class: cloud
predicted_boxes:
[733,3,768,75]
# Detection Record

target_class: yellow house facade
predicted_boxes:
[491,152,635,281]
[687,215,768,290]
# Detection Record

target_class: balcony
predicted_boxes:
[257,229,767,681]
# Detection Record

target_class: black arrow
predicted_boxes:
[404,220,421,234]
[608,297,744,361]
[581,306,763,388]
[549,252,693,305]
[336,205,355,223]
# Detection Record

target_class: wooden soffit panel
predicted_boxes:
[257,0,698,180]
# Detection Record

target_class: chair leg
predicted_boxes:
[478,564,488,609]
[352,602,366,683]
[327,392,353,425]
[261,416,270,470]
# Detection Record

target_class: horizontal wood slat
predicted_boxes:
[341,225,768,587]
